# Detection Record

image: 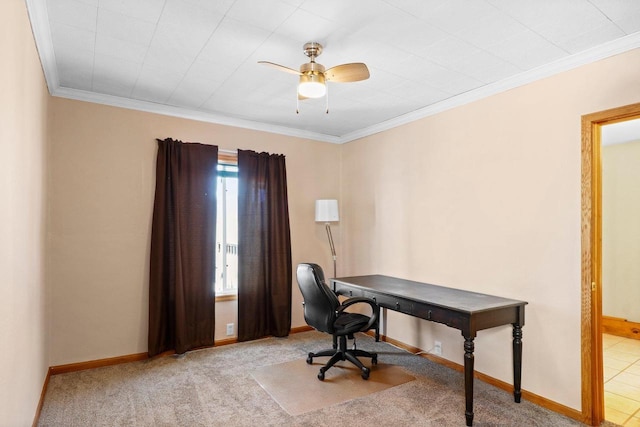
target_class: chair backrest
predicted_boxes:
[296,263,340,334]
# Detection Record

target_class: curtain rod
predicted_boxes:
[156,138,238,155]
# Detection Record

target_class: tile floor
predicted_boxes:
[604,334,640,426]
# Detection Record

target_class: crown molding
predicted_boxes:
[25,0,340,144]
[26,0,640,145]
[51,87,342,144]
[340,32,640,143]
[26,0,59,93]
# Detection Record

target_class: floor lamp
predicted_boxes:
[315,199,339,278]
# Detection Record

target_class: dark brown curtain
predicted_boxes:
[237,150,292,341]
[148,138,218,357]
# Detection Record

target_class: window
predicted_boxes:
[215,162,238,295]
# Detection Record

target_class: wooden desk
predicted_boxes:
[331,275,527,426]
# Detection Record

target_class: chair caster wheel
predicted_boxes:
[361,367,370,380]
[318,369,325,381]
[372,354,378,365]
[306,355,313,364]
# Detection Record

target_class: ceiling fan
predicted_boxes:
[258,42,370,112]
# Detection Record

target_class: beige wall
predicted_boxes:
[0,0,50,425]
[341,49,640,410]
[602,140,640,322]
[47,98,341,365]
[9,0,640,417]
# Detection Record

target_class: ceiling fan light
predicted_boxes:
[298,73,326,98]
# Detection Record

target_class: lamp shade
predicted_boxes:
[315,199,339,222]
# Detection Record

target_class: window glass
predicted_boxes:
[215,163,238,295]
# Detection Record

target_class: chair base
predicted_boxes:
[307,334,377,380]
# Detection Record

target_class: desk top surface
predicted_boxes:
[332,274,527,314]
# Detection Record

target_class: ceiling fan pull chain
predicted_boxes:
[296,89,300,114]
[325,84,329,114]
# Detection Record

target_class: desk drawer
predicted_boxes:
[336,286,365,298]
[334,285,413,315]
[412,304,465,329]
[365,292,413,316]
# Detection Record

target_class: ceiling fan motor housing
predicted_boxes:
[300,62,325,75]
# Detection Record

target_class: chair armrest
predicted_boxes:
[337,297,379,333]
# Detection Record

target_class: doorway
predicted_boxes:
[600,118,640,425]
[581,102,640,426]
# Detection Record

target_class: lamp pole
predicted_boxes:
[325,222,337,278]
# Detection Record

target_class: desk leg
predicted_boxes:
[513,324,523,403]
[464,336,475,426]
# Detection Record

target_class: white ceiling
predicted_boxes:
[602,118,640,146]
[28,0,640,143]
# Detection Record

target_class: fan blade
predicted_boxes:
[325,63,369,82]
[258,61,301,75]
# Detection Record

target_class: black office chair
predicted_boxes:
[296,263,379,380]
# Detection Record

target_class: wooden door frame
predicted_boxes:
[581,102,640,425]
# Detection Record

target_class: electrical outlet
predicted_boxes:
[226,323,234,336]
[434,341,442,355]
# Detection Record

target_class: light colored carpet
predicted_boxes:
[252,358,415,415]
[38,331,619,426]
